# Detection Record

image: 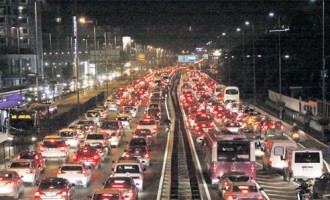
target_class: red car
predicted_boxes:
[16,150,46,173]
[72,146,101,169]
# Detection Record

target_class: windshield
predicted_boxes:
[101,122,118,129]
[86,134,104,140]
[115,164,140,173]
[43,140,66,148]
[61,165,83,171]
[39,179,66,190]
[139,120,155,125]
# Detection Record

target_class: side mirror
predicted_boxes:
[259,187,264,191]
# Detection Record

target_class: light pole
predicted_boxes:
[73,16,80,119]
[222,32,231,84]
[269,12,290,117]
[245,21,256,104]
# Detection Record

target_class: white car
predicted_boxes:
[8,159,41,186]
[85,109,102,127]
[38,135,69,161]
[57,163,92,188]
[116,113,131,129]
[112,157,145,191]
[107,131,122,148]
[58,128,80,148]
[0,170,25,199]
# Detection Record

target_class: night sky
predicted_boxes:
[42,0,321,52]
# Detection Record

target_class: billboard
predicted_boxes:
[178,55,199,63]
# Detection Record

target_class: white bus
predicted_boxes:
[222,86,240,103]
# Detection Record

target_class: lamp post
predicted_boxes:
[269,12,290,118]
[222,32,231,84]
[73,16,80,119]
[245,21,256,104]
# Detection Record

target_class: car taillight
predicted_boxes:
[145,153,149,158]
[112,184,124,188]
[5,181,14,186]
[34,190,43,198]
[228,195,237,200]
[254,195,264,200]
[93,155,99,160]
[39,145,45,152]
[57,190,68,197]
[73,155,77,160]
[250,164,255,175]
[147,135,153,138]
[26,169,33,174]
[78,170,86,174]
[280,125,284,131]
[60,146,66,152]
[212,163,217,172]
[57,170,65,174]
[242,189,249,193]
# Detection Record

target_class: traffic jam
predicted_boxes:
[0,67,175,200]
[0,67,328,200]
[177,70,326,200]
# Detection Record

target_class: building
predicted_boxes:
[0,0,43,88]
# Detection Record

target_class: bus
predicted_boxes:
[10,108,36,133]
[222,86,239,103]
[202,132,256,184]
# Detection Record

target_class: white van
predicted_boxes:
[262,136,297,172]
[283,148,323,181]
[222,86,240,103]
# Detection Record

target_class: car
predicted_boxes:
[217,171,252,197]
[16,150,46,173]
[136,115,158,137]
[133,129,154,146]
[67,125,87,140]
[84,133,109,147]
[100,120,124,136]
[123,145,150,167]
[72,145,102,169]
[145,107,161,122]
[90,188,125,200]
[8,159,41,186]
[107,131,122,148]
[192,113,215,135]
[103,176,139,200]
[38,135,69,161]
[112,157,145,191]
[85,109,102,127]
[57,163,92,188]
[116,112,131,129]
[76,120,97,133]
[34,177,75,200]
[58,128,80,148]
[87,141,110,161]
[128,137,148,148]
[123,105,138,118]
[94,106,109,118]
[313,173,330,199]
[221,181,264,200]
[104,99,118,112]
[0,170,24,199]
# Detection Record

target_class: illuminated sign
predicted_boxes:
[178,55,199,63]
[11,115,32,119]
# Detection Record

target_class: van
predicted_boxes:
[262,135,297,173]
[282,148,323,181]
[222,86,240,103]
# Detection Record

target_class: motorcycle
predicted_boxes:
[296,179,313,200]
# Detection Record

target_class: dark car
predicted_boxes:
[313,173,330,199]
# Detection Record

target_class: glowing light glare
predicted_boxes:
[269,12,275,17]
[245,21,250,26]
[236,28,241,32]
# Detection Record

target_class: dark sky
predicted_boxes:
[42,0,320,52]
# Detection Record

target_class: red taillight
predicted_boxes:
[228,195,237,200]
[57,190,68,197]
[5,181,14,186]
[60,147,66,152]
[145,153,149,158]
[281,125,284,131]
[251,164,255,174]
[34,190,42,198]
[73,155,77,160]
[39,145,45,152]
[255,195,264,200]
[57,170,65,174]
[112,184,124,188]
[26,169,33,174]
[93,155,99,160]
[78,170,86,174]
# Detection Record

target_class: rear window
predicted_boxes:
[295,152,321,163]
[18,151,36,159]
[225,89,238,95]
[77,148,97,156]
[86,112,99,118]
[228,176,250,182]
[139,120,155,125]
[129,139,147,146]
[101,122,118,129]
[61,165,83,171]
[60,131,75,137]
[10,162,30,168]
[43,140,66,148]
[115,164,140,173]
[39,179,66,190]
[86,134,104,140]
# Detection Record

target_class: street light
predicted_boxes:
[245,21,256,104]
[268,12,290,118]
[73,16,80,119]
[222,32,231,84]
